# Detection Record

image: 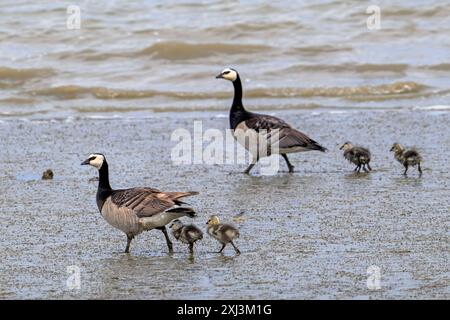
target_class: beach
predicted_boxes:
[0,109,448,299]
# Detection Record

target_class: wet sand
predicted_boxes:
[0,109,449,299]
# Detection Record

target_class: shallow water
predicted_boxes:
[1,0,450,119]
[0,110,448,299]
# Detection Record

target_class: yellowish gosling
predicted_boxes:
[390,143,423,176]
[206,215,240,254]
[170,219,203,254]
[339,142,372,173]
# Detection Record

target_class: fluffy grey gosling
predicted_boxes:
[390,143,423,176]
[339,142,372,173]
[206,215,240,254]
[170,219,203,254]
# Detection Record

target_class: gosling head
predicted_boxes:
[81,153,106,170]
[340,141,354,151]
[170,219,183,231]
[390,143,404,153]
[206,215,221,225]
[215,68,238,82]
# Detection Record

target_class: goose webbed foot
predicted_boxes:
[281,154,295,173]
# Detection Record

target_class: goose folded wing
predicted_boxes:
[244,114,291,132]
[110,187,179,218]
[277,128,325,150]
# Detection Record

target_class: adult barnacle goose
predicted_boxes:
[390,143,423,176]
[206,215,240,254]
[216,68,327,174]
[81,153,198,253]
[339,142,372,173]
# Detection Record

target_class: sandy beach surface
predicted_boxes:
[0,109,448,299]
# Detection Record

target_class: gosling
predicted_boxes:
[339,142,372,173]
[206,215,240,254]
[169,219,203,254]
[390,143,423,176]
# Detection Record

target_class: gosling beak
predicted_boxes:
[215,73,223,79]
[81,159,90,165]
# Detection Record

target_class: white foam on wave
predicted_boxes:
[414,105,450,110]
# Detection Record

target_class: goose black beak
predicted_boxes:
[81,159,90,165]
[339,145,344,150]
[215,73,223,79]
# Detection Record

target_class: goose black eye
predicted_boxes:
[223,71,230,75]
[89,156,96,161]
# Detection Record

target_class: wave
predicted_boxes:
[0,67,55,80]
[28,81,428,101]
[278,63,409,74]
[138,41,273,60]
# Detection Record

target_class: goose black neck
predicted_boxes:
[229,75,249,129]
[231,75,244,112]
[98,161,112,191]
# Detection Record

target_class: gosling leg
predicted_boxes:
[218,243,226,253]
[125,235,133,253]
[158,226,173,253]
[403,164,409,176]
[281,154,295,173]
[230,241,241,254]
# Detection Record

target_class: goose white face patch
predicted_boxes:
[88,154,104,169]
[221,68,237,82]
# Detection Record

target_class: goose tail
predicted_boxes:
[166,207,196,218]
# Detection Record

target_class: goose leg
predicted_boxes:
[158,226,173,253]
[403,164,408,176]
[367,163,372,171]
[354,165,359,172]
[357,165,362,173]
[363,164,369,173]
[281,154,295,173]
[418,162,423,175]
[218,243,226,253]
[189,243,194,254]
[125,235,133,253]
[230,241,241,254]
[244,159,258,174]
